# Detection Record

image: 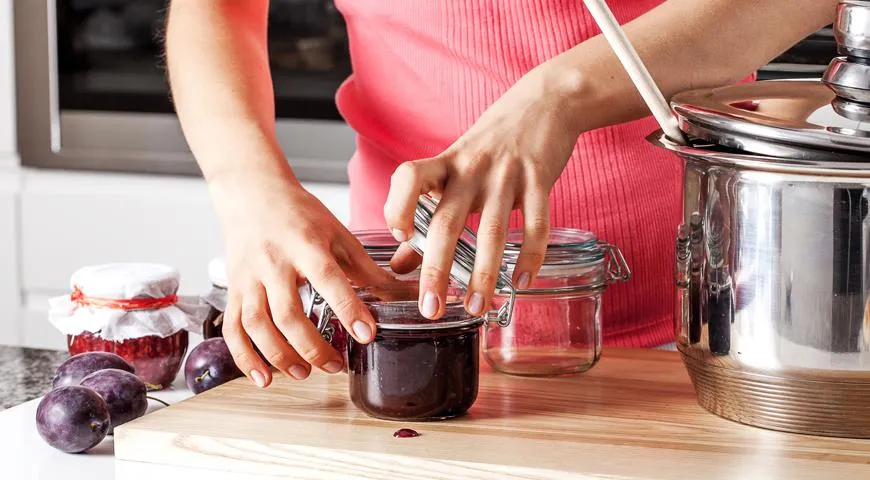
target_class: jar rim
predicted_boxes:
[356,284,484,331]
[503,227,605,265]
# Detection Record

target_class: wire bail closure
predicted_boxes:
[303,283,335,342]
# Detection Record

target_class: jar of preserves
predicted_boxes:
[483,228,631,376]
[201,257,228,339]
[312,282,510,421]
[48,263,209,389]
[307,197,516,420]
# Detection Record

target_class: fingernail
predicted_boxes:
[518,272,531,290]
[323,361,343,374]
[352,320,372,342]
[421,291,439,318]
[392,228,408,242]
[249,370,266,388]
[289,365,309,380]
[468,292,484,316]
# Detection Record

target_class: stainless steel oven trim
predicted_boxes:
[13,0,355,182]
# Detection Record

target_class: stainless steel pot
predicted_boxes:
[650,0,870,438]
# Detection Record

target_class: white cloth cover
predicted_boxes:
[48,263,209,341]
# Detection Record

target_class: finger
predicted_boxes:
[390,242,422,274]
[384,158,447,242]
[222,288,272,388]
[298,251,377,345]
[239,283,304,380]
[467,191,514,316]
[334,227,398,288]
[262,267,344,375]
[513,187,551,289]
[418,181,473,319]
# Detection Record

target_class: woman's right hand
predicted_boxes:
[208,169,390,388]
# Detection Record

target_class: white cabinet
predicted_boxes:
[13,170,349,350]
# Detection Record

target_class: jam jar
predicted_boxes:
[329,285,502,421]
[307,199,517,420]
[201,257,228,339]
[48,263,208,390]
[483,228,630,376]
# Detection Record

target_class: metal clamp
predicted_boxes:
[600,242,632,284]
[303,283,335,343]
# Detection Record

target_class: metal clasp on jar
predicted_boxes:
[598,241,632,284]
[300,283,336,343]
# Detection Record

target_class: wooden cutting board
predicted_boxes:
[114,348,870,479]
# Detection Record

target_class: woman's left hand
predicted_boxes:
[384,66,586,320]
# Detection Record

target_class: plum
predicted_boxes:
[36,386,110,453]
[184,338,243,394]
[80,369,148,435]
[52,352,135,388]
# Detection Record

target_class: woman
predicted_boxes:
[165,0,836,387]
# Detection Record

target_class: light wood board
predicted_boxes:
[114,348,870,479]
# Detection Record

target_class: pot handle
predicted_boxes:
[675,224,692,287]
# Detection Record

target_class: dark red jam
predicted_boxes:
[393,428,420,438]
[202,308,223,339]
[67,330,188,390]
[347,321,480,421]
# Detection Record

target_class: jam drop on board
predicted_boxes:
[393,428,420,438]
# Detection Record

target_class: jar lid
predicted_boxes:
[352,229,400,262]
[70,263,180,300]
[406,195,516,327]
[207,257,228,289]
[671,80,870,164]
[502,228,604,265]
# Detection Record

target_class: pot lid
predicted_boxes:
[671,80,870,163]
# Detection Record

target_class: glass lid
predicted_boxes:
[671,80,870,163]
[352,229,401,262]
[502,228,604,265]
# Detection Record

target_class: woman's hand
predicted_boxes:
[384,67,585,320]
[210,169,391,388]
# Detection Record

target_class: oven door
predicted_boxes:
[14,0,355,183]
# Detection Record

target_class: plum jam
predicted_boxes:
[68,330,188,390]
[202,257,228,339]
[344,290,484,421]
[48,263,207,390]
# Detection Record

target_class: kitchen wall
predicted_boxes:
[0,1,351,350]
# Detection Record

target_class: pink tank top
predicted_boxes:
[332,0,744,347]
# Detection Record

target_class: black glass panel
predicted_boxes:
[56,0,350,120]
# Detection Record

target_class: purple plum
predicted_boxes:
[52,352,135,388]
[184,338,243,394]
[80,368,148,435]
[36,386,110,453]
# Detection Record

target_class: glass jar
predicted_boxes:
[344,286,489,421]
[307,219,515,420]
[201,257,228,339]
[483,228,630,376]
[48,263,209,390]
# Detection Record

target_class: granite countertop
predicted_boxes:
[0,346,67,410]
